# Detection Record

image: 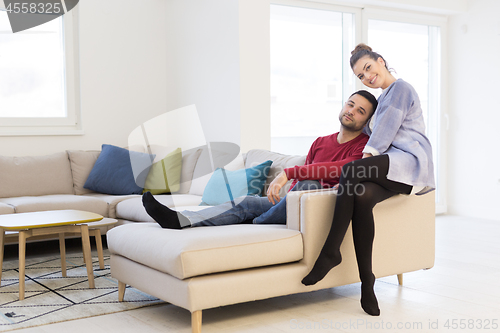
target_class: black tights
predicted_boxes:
[301,155,412,315]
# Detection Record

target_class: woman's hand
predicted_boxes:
[267,171,289,205]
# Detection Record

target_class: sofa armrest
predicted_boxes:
[286,189,336,232]
[287,189,436,273]
[286,189,338,266]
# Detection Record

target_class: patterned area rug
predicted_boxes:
[0,250,163,331]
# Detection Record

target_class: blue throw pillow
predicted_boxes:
[84,144,155,195]
[201,160,273,206]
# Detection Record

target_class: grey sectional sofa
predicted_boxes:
[106,149,435,333]
[0,147,435,333]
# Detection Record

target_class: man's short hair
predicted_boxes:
[349,90,378,116]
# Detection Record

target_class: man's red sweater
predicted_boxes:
[284,132,369,189]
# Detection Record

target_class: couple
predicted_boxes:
[142,43,435,316]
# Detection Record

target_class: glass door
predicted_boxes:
[362,9,447,213]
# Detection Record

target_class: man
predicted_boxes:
[142,90,378,229]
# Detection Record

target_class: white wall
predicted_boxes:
[239,0,271,152]
[165,0,241,147]
[164,0,270,153]
[447,0,500,220]
[0,0,268,157]
[0,0,168,156]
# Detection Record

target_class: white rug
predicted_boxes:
[0,250,163,331]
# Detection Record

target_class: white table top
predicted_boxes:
[85,218,118,228]
[0,210,104,230]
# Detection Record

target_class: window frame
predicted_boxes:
[269,0,362,155]
[0,6,82,136]
[271,0,362,108]
[361,7,448,214]
[268,1,448,214]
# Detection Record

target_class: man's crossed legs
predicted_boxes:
[142,180,322,229]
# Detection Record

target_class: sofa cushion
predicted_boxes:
[82,193,140,218]
[177,149,203,194]
[245,150,306,198]
[143,148,182,195]
[0,203,14,215]
[200,160,273,206]
[84,144,155,195]
[0,152,74,198]
[67,150,101,195]
[0,195,109,217]
[107,223,303,279]
[189,153,246,196]
[115,194,203,222]
[187,143,240,194]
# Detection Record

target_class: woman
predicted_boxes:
[301,44,435,316]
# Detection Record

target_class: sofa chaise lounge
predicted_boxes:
[106,149,435,333]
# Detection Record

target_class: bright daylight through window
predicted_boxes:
[270,5,354,155]
[270,3,444,211]
[0,9,80,133]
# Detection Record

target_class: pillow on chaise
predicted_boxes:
[201,160,273,206]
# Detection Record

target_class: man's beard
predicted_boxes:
[339,116,364,131]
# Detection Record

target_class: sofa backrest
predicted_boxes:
[66,150,101,195]
[66,147,203,196]
[0,152,74,198]
[244,149,306,198]
[187,144,242,196]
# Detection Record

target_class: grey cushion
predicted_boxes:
[67,150,101,195]
[0,195,109,217]
[244,149,306,197]
[0,202,14,215]
[83,193,140,219]
[177,149,203,194]
[107,222,303,279]
[0,152,74,198]
[116,194,203,222]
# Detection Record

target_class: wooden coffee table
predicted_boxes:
[0,210,106,300]
[59,218,118,277]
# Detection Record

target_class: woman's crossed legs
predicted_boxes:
[301,155,411,316]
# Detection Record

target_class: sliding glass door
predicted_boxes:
[363,9,447,212]
[269,3,447,212]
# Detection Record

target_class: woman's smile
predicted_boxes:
[352,56,395,89]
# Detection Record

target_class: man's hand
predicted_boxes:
[266,171,289,205]
[362,153,373,159]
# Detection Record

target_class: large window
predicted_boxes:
[270,2,447,213]
[366,18,443,211]
[270,4,356,155]
[0,7,80,135]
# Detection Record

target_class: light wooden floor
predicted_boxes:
[11,215,500,333]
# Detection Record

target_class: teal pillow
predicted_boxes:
[201,160,273,206]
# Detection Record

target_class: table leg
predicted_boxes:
[91,229,105,270]
[118,281,126,301]
[19,230,27,300]
[0,228,4,286]
[59,233,67,277]
[80,225,95,289]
